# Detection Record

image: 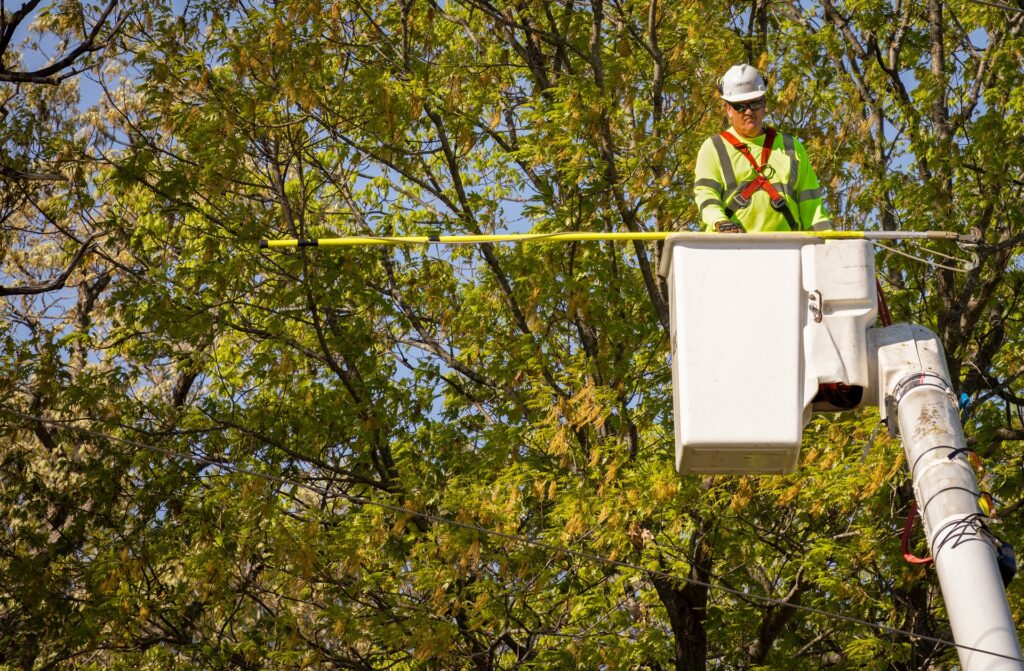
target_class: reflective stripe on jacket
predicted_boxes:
[693,128,831,232]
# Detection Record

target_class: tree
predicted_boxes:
[1,0,1022,669]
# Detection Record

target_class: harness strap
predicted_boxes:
[718,127,799,231]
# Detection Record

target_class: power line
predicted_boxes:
[2,406,1022,664]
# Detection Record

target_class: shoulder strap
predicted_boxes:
[761,127,776,167]
[718,129,745,149]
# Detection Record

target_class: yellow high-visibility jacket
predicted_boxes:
[693,127,831,232]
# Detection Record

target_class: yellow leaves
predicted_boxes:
[284,0,322,25]
[340,555,362,578]
[777,484,801,506]
[563,512,586,538]
[532,479,546,500]
[99,569,121,594]
[652,471,679,503]
[777,80,799,108]
[548,425,570,456]
[566,382,610,430]
[542,381,616,461]
[276,351,295,376]
[268,18,290,48]
[860,459,890,499]
[472,591,490,614]
[809,497,826,517]
[412,630,454,661]
[233,46,253,76]
[666,42,689,70]
[532,478,557,501]
[626,520,645,550]
[409,95,423,119]
[566,289,589,319]
[858,115,876,137]
[456,126,476,154]
[459,539,481,569]
[391,513,409,536]
[616,38,632,60]
[826,422,850,446]
[496,480,520,509]
[729,477,753,512]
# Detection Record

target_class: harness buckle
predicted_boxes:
[771,195,787,210]
[731,192,750,209]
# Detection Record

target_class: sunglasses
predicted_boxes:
[729,99,765,113]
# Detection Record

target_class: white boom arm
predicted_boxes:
[872,324,1023,671]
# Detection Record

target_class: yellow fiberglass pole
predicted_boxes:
[259,230,966,249]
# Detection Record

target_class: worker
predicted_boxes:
[693,64,831,233]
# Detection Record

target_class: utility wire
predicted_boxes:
[2,406,1023,664]
[872,241,975,273]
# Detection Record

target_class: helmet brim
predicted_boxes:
[722,91,767,103]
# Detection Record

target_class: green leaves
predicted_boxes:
[2,0,1024,669]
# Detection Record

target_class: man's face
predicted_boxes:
[724,98,766,138]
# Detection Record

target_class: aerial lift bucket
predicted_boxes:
[660,235,876,475]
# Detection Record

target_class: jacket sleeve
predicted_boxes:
[693,138,729,231]
[793,139,831,231]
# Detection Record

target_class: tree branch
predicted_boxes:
[0,236,96,296]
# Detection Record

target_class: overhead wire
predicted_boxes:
[2,406,1023,664]
[872,241,977,273]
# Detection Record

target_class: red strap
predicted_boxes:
[902,500,934,565]
[876,277,893,326]
[721,128,782,203]
[761,127,776,166]
[738,176,767,200]
[760,179,783,203]
[739,176,783,203]
[720,129,758,168]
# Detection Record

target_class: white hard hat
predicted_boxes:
[719,64,767,103]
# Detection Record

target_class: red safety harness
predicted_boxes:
[719,127,798,231]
